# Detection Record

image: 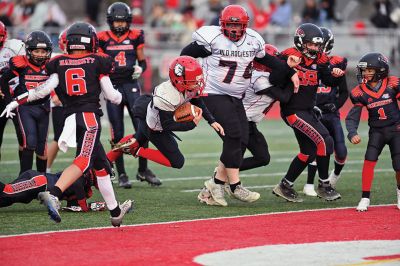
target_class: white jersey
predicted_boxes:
[243,70,275,123]
[193,26,265,99]
[0,39,25,72]
[146,80,191,131]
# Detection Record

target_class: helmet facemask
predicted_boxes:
[221,20,247,42]
[301,40,322,59]
[28,48,52,66]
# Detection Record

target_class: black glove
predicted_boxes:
[313,106,323,120]
[320,103,337,113]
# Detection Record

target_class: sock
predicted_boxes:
[316,155,330,181]
[46,167,51,173]
[362,160,377,192]
[136,147,172,167]
[230,181,241,192]
[49,185,62,199]
[334,158,345,176]
[362,191,371,198]
[307,161,317,185]
[284,155,309,183]
[138,157,147,172]
[95,169,118,210]
[20,149,34,174]
[396,171,400,189]
[282,178,294,186]
[110,205,121,217]
[214,177,225,185]
[36,156,47,172]
[115,156,126,176]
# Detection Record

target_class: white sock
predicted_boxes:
[46,167,51,173]
[96,171,118,210]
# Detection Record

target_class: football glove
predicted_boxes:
[313,106,323,120]
[132,65,143,79]
[89,201,106,211]
[321,103,337,113]
[0,101,18,118]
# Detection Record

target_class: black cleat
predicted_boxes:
[136,169,162,186]
[272,179,303,203]
[118,173,132,189]
[316,181,341,201]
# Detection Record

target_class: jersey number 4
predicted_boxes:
[115,51,126,66]
[66,68,87,96]
[219,60,252,84]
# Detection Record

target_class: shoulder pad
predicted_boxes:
[245,28,265,45]
[351,85,364,98]
[281,47,302,58]
[97,31,109,41]
[129,29,143,40]
[193,26,221,48]
[4,39,25,55]
[152,81,182,112]
[387,76,399,89]
[317,53,329,64]
[11,55,28,69]
[95,52,110,58]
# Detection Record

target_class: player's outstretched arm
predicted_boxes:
[180,42,212,58]
[27,73,59,102]
[100,75,122,104]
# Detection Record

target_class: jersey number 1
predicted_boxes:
[219,60,252,84]
[66,68,87,96]
[377,107,387,120]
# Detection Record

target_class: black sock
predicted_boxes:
[20,149,34,174]
[214,177,225,185]
[316,155,330,181]
[49,186,63,199]
[307,163,317,185]
[362,191,370,198]
[284,156,308,183]
[36,156,47,172]
[115,156,126,176]
[110,205,121,217]
[397,185,400,190]
[138,157,147,172]
[334,161,345,176]
[230,181,241,192]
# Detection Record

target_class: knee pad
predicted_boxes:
[221,136,242,168]
[334,143,348,164]
[298,153,316,164]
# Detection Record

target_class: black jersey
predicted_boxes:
[10,55,49,106]
[279,47,342,115]
[45,53,113,116]
[98,29,144,85]
[350,76,400,128]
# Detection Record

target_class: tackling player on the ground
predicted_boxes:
[346,52,400,211]
[1,22,133,226]
[304,27,349,196]
[98,2,160,187]
[180,5,300,207]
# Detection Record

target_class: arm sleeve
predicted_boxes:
[159,109,196,132]
[27,73,59,102]
[180,41,212,58]
[254,55,296,86]
[100,75,122,104]
[260,85,293,104]
[318,62,342,87]
[345,105,362,142]
[336,77,349,109]
[190,97,216,124]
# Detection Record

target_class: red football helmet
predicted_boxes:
[169,56,204,95]
[253,44,279,72]
[0,21,7,49]
[58,28,67,52]
[220,5,249,42]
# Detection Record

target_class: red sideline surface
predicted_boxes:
[1,206,399,265]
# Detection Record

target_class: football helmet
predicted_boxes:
[0,21,7,49]
[58,28,67,53]
[66,22,97,53]
[253,44,279,72]
[25,31,52,66]
[320,27,334,54]
[294,23,324,59]
[220,5,249,42]
[169,56,204,96]
[356,52,389,83]
[107,2,132,35]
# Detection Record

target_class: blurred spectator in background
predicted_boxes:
[270,0,292,27]
[194,0,223,26]
[149,3,167,28]
[131,0,144,25]
[86,0,102,26]
[0,0,14,26]
[371,0,397,28]
[302,0,320,24]
[320,0,337,25]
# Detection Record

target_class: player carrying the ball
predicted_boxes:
[108,55,224,169]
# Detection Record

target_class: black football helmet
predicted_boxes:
[294,23,324,59]
[66,22,97,53]
[356,52,389,83]
[320,27,334,54]
[106,2,132,35]
[25,31,52,66]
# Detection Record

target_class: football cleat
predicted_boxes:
[204,178,227,207]
[112,137,139,155]
[273,179,303,203]
[231,185,260,203]
[118,173,132,189]
[303,184,318,197]
[328,169,341,189]
[38,191,61,223]
[136,169,162,186]
[111,199,133,227]
[197,187,223,206]
[316,181,341,201]
[356,198,370,212]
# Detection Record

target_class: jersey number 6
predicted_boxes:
[66,68,87,96]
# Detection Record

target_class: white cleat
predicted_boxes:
[197,187,224,206]
[356,198,370,212]
[303,184,318,197]
[204,178,227,207]
[111,200,134,227]
[329,170,341,189]
[397,188,400,210]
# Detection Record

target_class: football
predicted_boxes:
[173,102,201,122]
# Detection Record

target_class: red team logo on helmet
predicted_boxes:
[169,56,205,97]
[58,28,67,52]
[0,21,7,49]
[220,5,249,42]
